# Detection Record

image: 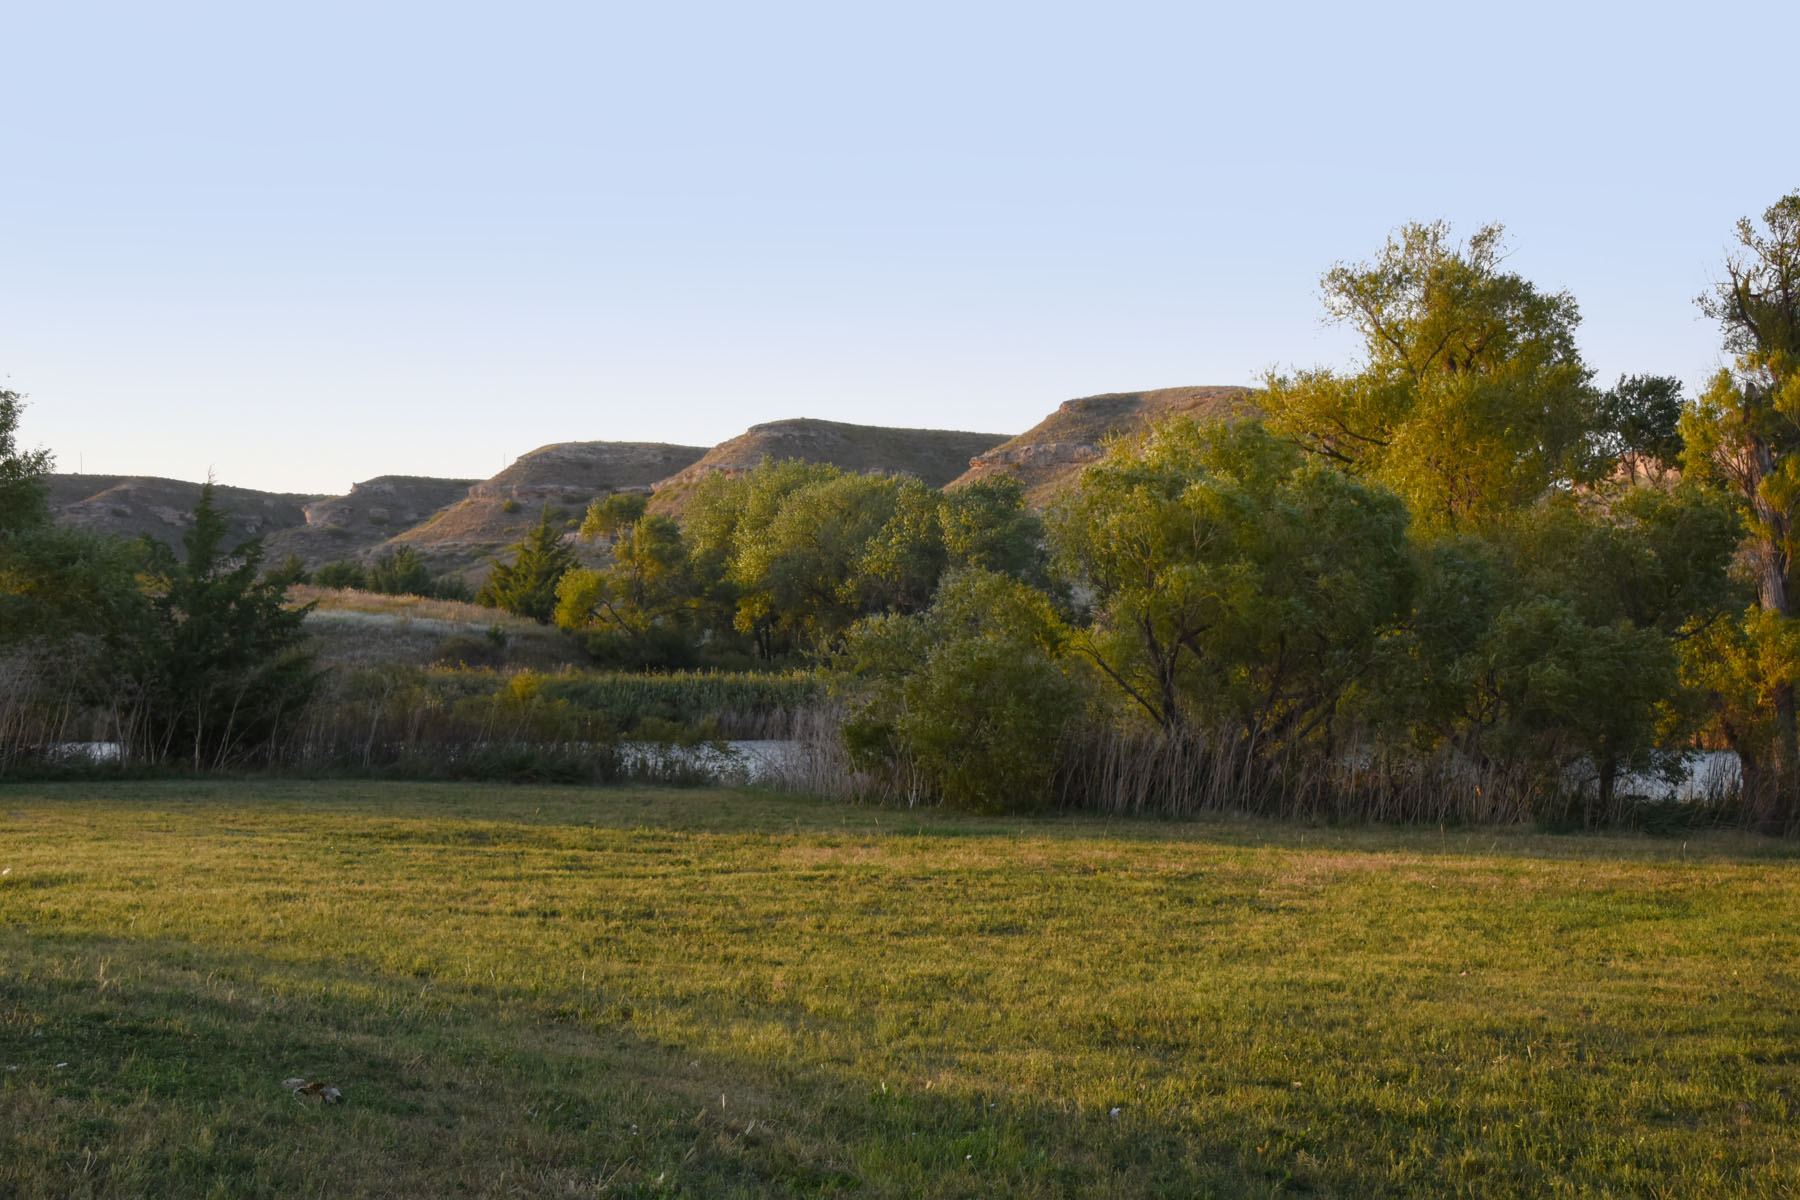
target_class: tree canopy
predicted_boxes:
[1261,222,1600,531]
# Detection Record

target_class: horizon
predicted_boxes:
[4,2,1796,494]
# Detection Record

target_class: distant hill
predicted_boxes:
[41,391,1249,585]
[949,385,1253,505]
[387,440,707,577]
[44,475,318,555]
[648,419,1009,514]
[262,475,475,568]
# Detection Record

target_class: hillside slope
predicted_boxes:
[388,440,708,577]
[44,475,318,555]
[262,475,475,568]
[948,385,1253,504]
[649,419,1010,514]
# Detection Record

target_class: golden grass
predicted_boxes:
[2,781,1798,1197]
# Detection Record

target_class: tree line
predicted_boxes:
[4,193,1798,827]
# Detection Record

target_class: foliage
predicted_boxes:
[1680,608,1800,811]
[263,553,311,588]
[1052,419,1414,747]
[1683,191,1800,826]
[477,506,577,623]
[128,482,317,767]
[1262,222,1600,531]
[730,471,903,656]
[1372,488,1741,819]
[313,559,367,589]
[852,475,1050,613]
[579,491,649,540]
[838,569,1085,811]
[1596,373,1685,481]
[366,546,434,596]
[557,514,698,667]
[0,386,51,535]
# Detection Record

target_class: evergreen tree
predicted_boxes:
[477,506,576,623]
[367,547,434,596]
[131,481,315,767]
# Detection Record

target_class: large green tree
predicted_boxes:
[1052,419,1414,749]
[556,513,699,667]
[1683,192,1800,826]
[1262,222,1600,532]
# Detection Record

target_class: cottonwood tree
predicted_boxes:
[556,513,699,667]
[1683,191,1800,825]
[1051,419,1414,749]
[0,387,50,535]
[1261,222,1600,532]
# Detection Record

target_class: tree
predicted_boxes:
[366,547,434,596]
[729,471,901,657]
[1262,222,1600,532]
[1596,374,1685,483]
[477,506,576,623]
[838,569,1086,811]
[0,387,51,536]
[1051,419,1414,749]
[680,458,844,650]
[579,492,649,542]
[130,482,315,767]
[313,560,367,590]
[1486,489,1738,818]
[556,513,700,667]
[1684,191,1800,827]
[263,554,311,589]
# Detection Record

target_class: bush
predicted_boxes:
[838,569,1086,812]
[314,560,368,590]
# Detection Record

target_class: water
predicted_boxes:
[619,739,804,784]
[1613,751,1740,803]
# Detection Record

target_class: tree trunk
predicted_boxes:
[1767,682,1800,834]
[1748,432,1798,831]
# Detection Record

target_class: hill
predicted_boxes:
[387,440,707,578]
[648,418,1009,514]
[949,385,1253,504]
[262,475,475,569]
[43,474,318,554]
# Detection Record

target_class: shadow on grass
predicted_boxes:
[0,933,1326,1199]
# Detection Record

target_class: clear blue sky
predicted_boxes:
[3,1,1794,495]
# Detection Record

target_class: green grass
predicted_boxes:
[2,782,1798,1198]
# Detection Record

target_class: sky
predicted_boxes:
[3,1,1796,496]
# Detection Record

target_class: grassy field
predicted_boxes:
[2,782,1798,1198]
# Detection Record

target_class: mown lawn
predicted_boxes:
[2,781,1798,1198]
